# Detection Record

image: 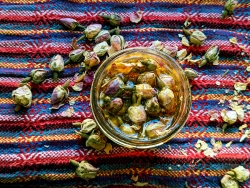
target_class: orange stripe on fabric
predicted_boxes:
[0,0,49,4]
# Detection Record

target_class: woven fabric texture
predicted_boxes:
[0,0,250,187]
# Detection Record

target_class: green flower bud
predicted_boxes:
[84,51,100,70]
[231,166,250,182]
[86,131,107,150]
[156,74,175,89]
[108,98,123,114]
[99,14,123,26]
[110,35,125,51]
[145,97,161,116]
[73,119,97,138]
[222,0,238,18]
[140,59,157,71]
[190,30,207,45]
[12,84,32,112]
[149,40,164,51]
[205,45,220,63]
[84,24,102,40]
[30,69,47,84]
[59,18,85,30]
[128,94,146,124]
[69,49,85,63]
[184,68,198,80]
[137,72,156,86]
[50,79,70,109]
[49,54,64,82]
[70,159,99,181]
[103,76,125,96]
[95,30,111,44]
[93,41,109,57]
[221,175,239,188]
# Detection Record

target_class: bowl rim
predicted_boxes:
[90,47,192,149]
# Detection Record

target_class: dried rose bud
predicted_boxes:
[49,54,64,82]
[137,72,156,86]
[135,84,156,99]
[108,98,123,114]
[157,74,175,89]
[12,84,32,112]
[230,166,250,182]
[129,11,143,23]
[140,59,157,71]
[184,68,198,80]
[60,18,85,30]
[149,40,164,51]
[70,159,99,181]
[99,14,123,26]
[65,49,85,65]
[84,51,100,70]
[190,30,207,45]
[110,35,125,51]
[158,87,175,111]
[221,175,239,188]
[84,24,102,40]
[73,118,97,136]
[86,130,107,150]
[145,121,167,139]
[103,76,124,96]
[21,69,47,84]
[93,41,109,57]
[162,45,178,58]
[221,109,237,125]
[222,0,238,18]
[145,97,161,116]
[117,116,136,135]
[50,79,70,109]
[95,30,111,44]
[128,94,146,124]
[205,45,220,63]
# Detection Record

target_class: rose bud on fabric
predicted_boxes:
[145,121,168,139]
[137,72,156,86]
[135,84,156,99]
[162,45,178,58]
[129,11,143,23]
[117,116,136,135]
[65,49,85,65]
[59,18,85,30]
[128,94,146,124]
[103,76,125,96]
[84,24,102,41]
[184,68,198,80]
[94,30,111,44]
[158,87,175,111]
[108,98,123,114]
[221,175,239,188]
[73,119,97,138]
[99,14,123,26]
[85,130,107,151]
[222,0,238,18]
[156,74,175,89]
[21,69,47,84]
[12,84,32,112]
[50,79,70,109]
[149,40,164,51]
[145,97,161,116]
[49,54,64,82]
[83,51,100,70]
[199,45,220,67]
[190,30,207,45]
[110,35,125,51]
[93,41,109,57]
[221,109,237,125]
[228,166,250,182]
[70,159,99,181]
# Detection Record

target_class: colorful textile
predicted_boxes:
[0,0,250,187]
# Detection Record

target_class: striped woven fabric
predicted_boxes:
[0,0,249,187]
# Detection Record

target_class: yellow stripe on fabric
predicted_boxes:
[0,132,243,144]
[0,29,81,36]
[1,0,49,4]
[192,95,250,102]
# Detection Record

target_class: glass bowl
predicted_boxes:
[90,47,191,149]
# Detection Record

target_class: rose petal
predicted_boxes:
[61,107,74,117]
[51,102,65,110]
[84,71,94,84]
[71,37,78,50]
[103,143,112,154]
[129,11,143,23]
[74,72,86,83]
[72,82,83,91]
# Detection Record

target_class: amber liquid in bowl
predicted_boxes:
[91,48,191,149]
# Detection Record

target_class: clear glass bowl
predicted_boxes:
[90,47,191,149]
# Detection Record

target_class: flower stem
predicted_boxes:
[63,79,71,89]
[76,24,86,30]
[70,159,79,167]
[77,34,86,42]
[73,122,82,127]
[53,72,58,82]
[64,59,71,66]
[21,77,32,84]
[99,14,110,20]
[14,104,22,112]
